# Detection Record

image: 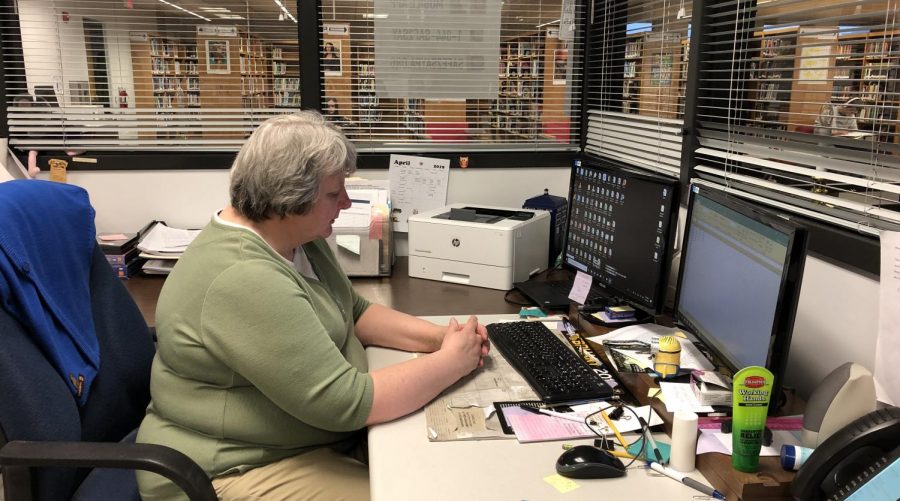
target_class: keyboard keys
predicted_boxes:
[486,321,613,403]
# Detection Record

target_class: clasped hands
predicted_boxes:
[442,316,491,372]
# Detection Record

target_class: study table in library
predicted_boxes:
[123,258,795,500]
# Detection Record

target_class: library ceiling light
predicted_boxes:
[199,7,231,13]
[273,0,297,23]
[158,0,210,21]
[362,13,389,19]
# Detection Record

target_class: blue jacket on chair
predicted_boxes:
[0,179,99,405]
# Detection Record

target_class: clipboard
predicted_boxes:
[493,401,543,435]
[493,401,576,434]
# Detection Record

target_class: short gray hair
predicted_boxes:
[229,111,357,221]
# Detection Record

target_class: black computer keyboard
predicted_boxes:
[486,321,613,403]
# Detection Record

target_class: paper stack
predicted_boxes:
[137,223,201,275]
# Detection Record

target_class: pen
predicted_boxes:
[519,405,585,424]
[648,461,726,500]
[637,416,664,464]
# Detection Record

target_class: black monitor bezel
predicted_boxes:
[673,184,808,414]
[561,156,681,315]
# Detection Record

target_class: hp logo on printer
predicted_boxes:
[451,238,460,247]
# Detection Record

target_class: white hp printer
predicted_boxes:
[408,204,549,290]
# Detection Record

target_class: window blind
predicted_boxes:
[3,0,300,153]
[693,0,900,232]
[317,0,584,152]
[584,0,691,177]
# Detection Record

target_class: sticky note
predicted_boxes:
[544,474,581,493]
[627,437,672,463]
[567,270,593,304]
[336,234,361,255]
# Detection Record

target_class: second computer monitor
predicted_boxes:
[674,185,808,412]
[564,158,680,314]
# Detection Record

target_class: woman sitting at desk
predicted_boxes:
[136,112,490,500]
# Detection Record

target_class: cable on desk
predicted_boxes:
[582,402,650,469]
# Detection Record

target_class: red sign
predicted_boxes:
[744,376,766,388]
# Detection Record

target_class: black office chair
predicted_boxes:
[0,180,215,501]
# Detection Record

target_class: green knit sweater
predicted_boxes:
[136,218,373,500]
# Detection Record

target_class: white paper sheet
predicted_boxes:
[387,154,450,232]
[333,189,376,229]
[567,270,592,304]
[696,428,802,457]
[137,224,200,254]
[875,230,900,405]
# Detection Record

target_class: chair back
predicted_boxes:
[0,245,155,500]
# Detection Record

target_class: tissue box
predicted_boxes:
[325,179,393,277]
[690,370,733,407]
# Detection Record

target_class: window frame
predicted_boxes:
[0,0,880,273]
[683,0,881,275]
[0,0,586,171]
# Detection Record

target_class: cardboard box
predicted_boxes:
[691,370,733,407]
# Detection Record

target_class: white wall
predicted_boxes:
[55,166,571,244]
[786,256,879,397]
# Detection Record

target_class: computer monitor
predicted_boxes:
[562,157,680,314]
[674,184,808,413]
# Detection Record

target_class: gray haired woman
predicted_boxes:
[137,111,490,500]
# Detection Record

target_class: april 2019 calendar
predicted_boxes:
[387,154,450,232]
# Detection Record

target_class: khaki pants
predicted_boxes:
[212,447,370,501]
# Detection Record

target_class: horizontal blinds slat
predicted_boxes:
[689,178,884,236]
[695,146,900,194]
[694,165,900,224]
[584,108,682,176]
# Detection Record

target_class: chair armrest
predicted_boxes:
[0,440,217,501]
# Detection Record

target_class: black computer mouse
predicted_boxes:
[555,445,626,479]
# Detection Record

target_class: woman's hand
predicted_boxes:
[438,316,488,377]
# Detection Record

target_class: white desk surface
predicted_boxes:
[366,314,712,500]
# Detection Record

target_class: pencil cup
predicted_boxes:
[669,411,698,472]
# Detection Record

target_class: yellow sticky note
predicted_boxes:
[544,474,581,493]
[648,387,666,403]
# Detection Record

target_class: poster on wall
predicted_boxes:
[205,40,231,74]
[323,39,342,76]
[650,55,673,86]
[374,0,501,99]
[387,154,450,233]
[553,47,569,85]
